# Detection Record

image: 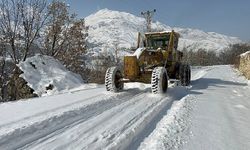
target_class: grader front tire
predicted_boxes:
[151,67,168,94]
[105,67,124,92]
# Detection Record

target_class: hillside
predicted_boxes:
[85,9,241,55]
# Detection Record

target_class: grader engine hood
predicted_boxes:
[133,47,165,67]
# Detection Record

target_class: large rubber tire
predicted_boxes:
[105,67,124,92]
[179,64,191,86]
[186,65,191,85]
[151,67,168,94]
[179,64,185,86]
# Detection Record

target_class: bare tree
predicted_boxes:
[56,18,88,79]
[181,47,220,66]
[219,43,250,65]
[42,0,73,56]
[0,0,47,101]
[19,0,48,61]
[43,1,89,80]
[0,0,22,64]
[0,38,7,101]
[113,41,120,65]
[0,0,47,63]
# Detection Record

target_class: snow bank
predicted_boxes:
[138,95,194,150]
[18,54,84,96]
[240,51,250,57]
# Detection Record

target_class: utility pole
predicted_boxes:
[141,9,156,32]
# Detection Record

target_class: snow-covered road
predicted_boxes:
[184,66,250,150]
[0,65,249,150]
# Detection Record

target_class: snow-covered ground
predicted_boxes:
[0,65,249,150]
[184,66,250,150]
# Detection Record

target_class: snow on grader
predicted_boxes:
[105,30,191,94]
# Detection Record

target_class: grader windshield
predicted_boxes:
[145,31,179,50]
[147,36,169,49]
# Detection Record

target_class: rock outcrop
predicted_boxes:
[239,51,250,79]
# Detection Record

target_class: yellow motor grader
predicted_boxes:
[105,30,191,94]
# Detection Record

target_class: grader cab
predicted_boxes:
[105,30,191,94]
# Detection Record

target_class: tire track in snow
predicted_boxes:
[137,95,195,150]
[126,85,191,150]
[82,93,162,150]
[23,91,149,150]
[0,89,145,150]
[24,86,190,150]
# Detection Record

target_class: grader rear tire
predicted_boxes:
[179,64,185,86]
[105,67,124,92]
[179,64,191,86]
[186,65,191,85]
[151,67,168,94]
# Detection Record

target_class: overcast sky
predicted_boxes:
[55,0,250,42]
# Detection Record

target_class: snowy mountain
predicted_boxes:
[175,28,241,52]
[85,9,241,55]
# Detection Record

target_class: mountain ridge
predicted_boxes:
[85,9,241,55]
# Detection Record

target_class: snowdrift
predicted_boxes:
[239,51,250,79]
[18,54,84,96]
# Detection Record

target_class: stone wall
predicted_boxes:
[239,51,250,79]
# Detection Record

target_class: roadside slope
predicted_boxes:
[184,66,250,150]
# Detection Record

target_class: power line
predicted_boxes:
[141,9,156,32]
